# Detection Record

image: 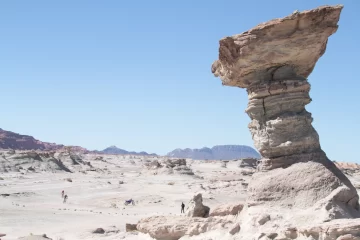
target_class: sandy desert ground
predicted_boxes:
[0,152,263,240]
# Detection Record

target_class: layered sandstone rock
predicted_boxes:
[211,4,360,239]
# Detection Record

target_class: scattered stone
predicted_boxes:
[238,158,258,169]
[27,166,35,171]
[257,214,270,226]
[65,178,72,182]
[221,161,227,168]
[229,223,240,235]
[125,223,137,232]
[267,232,278,239]
[92,228,105,234]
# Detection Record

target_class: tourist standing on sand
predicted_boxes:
[63,194,68,203]
[61,190,64,198]
[181,202,185,213]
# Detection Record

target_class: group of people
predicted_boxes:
[60,190,185,212]
[61,190,68,203]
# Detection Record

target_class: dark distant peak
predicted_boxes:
[107,145,118,149]
[100,146,157,156]
[167,144,260,160]
[212,145,251,149]
[197,147,212,153]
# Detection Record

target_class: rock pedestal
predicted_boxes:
[212,5,360,238]
[186,193,210,218]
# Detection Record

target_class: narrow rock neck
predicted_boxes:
[245,78,323,170]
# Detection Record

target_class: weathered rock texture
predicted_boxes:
[186,193,210,218]
[143,158,194,175]
[238,158,257,169]
[125,223,138,232]
[212,4,360,239]
[137,216,234,240]
[210,203,243,217]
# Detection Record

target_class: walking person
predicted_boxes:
[181,202,185,213]
[61,190,64,198]
[63,194,68,203]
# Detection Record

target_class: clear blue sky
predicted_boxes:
[1,0,359,162]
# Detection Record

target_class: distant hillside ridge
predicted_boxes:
[0,128,87,152]
[167,145,260,160]
[99,145,157,156]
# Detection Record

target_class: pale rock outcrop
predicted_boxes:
[18,235,52,240]
[337,235,360,240]
[238,158,257,169]
[186,193,210,218]
[211,4,360,239]
[164,159,186,168]
[137,216,234,240]
[210,203,243,217]
[143,158,194,175]
[334,161,360,176]
[0,150,72,173]
[297,219,360,240]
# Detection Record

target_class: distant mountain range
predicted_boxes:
[0,128,156,156]
[99,145,157,156]
[167,145,260,160]
[0,128,260,159]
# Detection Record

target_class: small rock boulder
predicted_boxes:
[210,203,244,217]
[149,160,161,169]
[257,214,270,226]
[229,223,241,235]
[238,158,258,169]
[186,193,210,218]
[92,228,105,234]
[165,159,186,168]
[126,223,137,232]
[65,178,72,182]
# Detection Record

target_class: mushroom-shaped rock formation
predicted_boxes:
[212,5,360,238]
